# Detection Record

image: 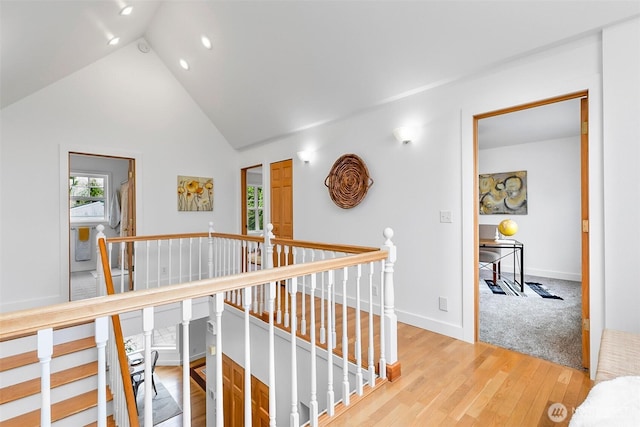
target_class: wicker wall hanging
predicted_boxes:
[324,154,374,209]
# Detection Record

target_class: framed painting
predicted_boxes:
[479,170,527,215]
[177,176,213,211]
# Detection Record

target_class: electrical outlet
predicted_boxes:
[440,210,453,223]
[162,266,167,274]
[373,285,378,296]
[439,296,448,312]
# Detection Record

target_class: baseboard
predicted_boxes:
[524,268,581,282]
[395,309,467,342]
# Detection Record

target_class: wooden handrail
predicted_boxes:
[105,231,379,255]
[98,238,140,427]
[0,250,388,341]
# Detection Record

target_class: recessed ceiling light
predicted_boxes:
[120,5,133,16]
[108,37,120,46]
[179,59,190,70]
[201,35,212,50]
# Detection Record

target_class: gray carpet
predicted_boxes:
[479,271,585,371]
[136,381,182,425]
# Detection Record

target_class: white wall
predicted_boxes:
[602,17,640,333]
[239,18,640,374]
[479,136,582,281]
[0,40,239,312]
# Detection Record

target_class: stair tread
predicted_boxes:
[84,414,116,427]
[0,388,113,427]
[0,336,95,372]
[0,362,98,404]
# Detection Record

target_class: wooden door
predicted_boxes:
[222,353,270,426]
[270,159,293,239]
[222,354,244,426]
[252,376,270,427]
[580,97,590,369]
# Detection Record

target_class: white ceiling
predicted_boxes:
[1,1,639,150]
[478,98,582,149]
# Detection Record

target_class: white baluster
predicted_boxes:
[198,236,203,280]
[368,262,376,387]
[179,238,184,283]
[379,259,386,379]
[169,239,174,285]
[355,264,363,396]
[243,287,253,426]
[341,267,350,406]
[157,240,162,287]
[213,294,225,426]
[332,254,337,349]
[290,276,299,426]
[143,307,154,427]
[320,252,326,345]
[276,245,283,324]
[300,249,307,336]
[382,228,398,367]
[38,328,53,426]
[120,238,126,292]
[182,299,192,426]
[252,243,259,312]
[133,241,138,291]
[326,270,335,416]
[189,237,193,281]
[145,240,151,290]
[284,246,290,328]
[309,273,319,426]
[267,281,277,427]
[208,222,215,278]
[95,317,108,427]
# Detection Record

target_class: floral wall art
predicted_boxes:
[479,170,527,215]
[177,175,213,211]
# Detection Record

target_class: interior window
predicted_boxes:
[247,185,264,232]
[70,172,109,222]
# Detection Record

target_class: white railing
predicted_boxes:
[0,224,397,427]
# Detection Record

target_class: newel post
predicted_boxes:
[264,223,274,270]
[96,224,106,297]
[382,227,401,380]
[208,222,214,278]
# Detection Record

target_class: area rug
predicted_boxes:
[480,273,583,370]
[137,382,182,425]
[484,279,563,299]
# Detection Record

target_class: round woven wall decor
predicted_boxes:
[324,154,374,209]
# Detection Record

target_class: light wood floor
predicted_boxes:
[154,321,592,426]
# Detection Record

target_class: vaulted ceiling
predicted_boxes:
[1,1,639,150]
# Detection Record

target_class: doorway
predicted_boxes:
[68,152,136,300]
[241,165,264,236]
[474,92,590,370]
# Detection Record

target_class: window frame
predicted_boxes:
[246,184,264,233]
[69,170,110,224]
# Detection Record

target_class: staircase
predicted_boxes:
[0,323,114,426]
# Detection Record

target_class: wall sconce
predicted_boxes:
[393,127,416,144]
[297,150,316,164]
